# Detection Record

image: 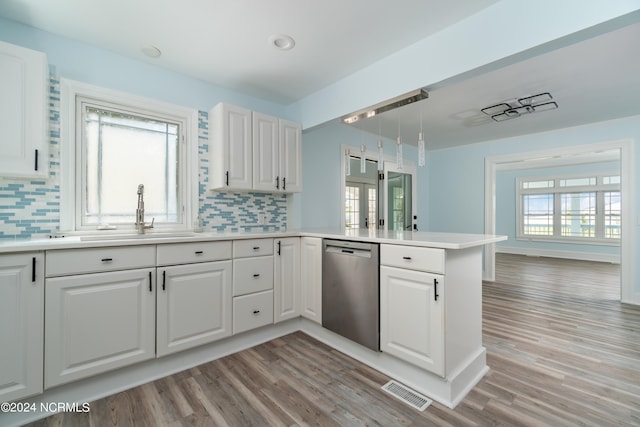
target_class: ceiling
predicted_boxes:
[0,0,499,103]
[1,1,638,151]
[345,20,640,150]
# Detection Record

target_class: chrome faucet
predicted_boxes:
[135,184,154,234]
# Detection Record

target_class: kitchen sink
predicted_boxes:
[80,232,199,241]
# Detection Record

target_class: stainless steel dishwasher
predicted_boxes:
[322,239,380,351]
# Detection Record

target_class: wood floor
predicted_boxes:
[28,254,640,426]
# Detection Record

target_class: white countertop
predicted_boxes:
[0,228,506,254]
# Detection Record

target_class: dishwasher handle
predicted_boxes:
[325,245,372,258]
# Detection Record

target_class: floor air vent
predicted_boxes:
[381,380,432,411]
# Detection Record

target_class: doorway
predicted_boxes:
[340,145,417,231]
[484,140,635,304]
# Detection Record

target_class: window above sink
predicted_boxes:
[59,79,199,235]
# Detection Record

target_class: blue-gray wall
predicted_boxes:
[495,161,620,260]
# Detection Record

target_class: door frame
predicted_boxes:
[340,144,417,230]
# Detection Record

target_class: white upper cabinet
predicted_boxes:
[210,102,302,193]
[252,112,279,191]
[0,41,48,178]
[278,119,302,193]
[209,103,253,190]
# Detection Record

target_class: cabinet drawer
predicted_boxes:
[46,246,156,277]
[380,244,444,274]
[157,241,231,266]
[233,256,274,296]
[233,290,274,334]
[233,238,274,258]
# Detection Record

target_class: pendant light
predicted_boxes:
[396,119,403,169]
[418,111,425,167]
[345,148,351,176]
[360,144,367,173]
[377,117,384,171]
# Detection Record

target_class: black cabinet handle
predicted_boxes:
[149,272,152,292]
[32,257,36,282]
[253,246,260,250]
[195,251,203,255]
[253,273,260,278]
[34,149,39,171]
[225,170,229,186]
[253,309,261,315]
[434,278,439,301]
[101,258,113,262]
[277,240,281,255]
[402,256,412,260]
[283,177,286,191]
[276,176,280,189]
[161,270,166,291]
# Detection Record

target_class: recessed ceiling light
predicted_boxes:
[141,45,162,58]
[268,34,295,51]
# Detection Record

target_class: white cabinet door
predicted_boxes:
[252,112,279,191]
[0,41,48,178]
[279,119,302,193]
[209,103,252,190]
[45,268,156,388]
[380,265,444,376]
[274,237,300,323]
[300,237,322,324]
[0,253,44,402]
[157,261,232,357]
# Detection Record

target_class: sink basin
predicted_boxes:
[80,232,198,241]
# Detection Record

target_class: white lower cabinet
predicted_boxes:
[300,237,322,324]
[233,290,274,334]
[0,253,44,402]
[274,237,300,323]
[156,260,232,357]
[380,265,445,377]
[44,268,156,388]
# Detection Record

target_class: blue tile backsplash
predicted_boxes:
[0,72,287,239]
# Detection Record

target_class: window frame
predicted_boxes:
[60,79,199,235]
[516,172,621,245]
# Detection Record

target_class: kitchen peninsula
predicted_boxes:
[0,229,505,426]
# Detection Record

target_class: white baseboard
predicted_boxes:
[496,245,620,264]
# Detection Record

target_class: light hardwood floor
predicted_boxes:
[28,254,639,426]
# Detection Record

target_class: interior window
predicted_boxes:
[80,102,180,226]
[60,79,197,234]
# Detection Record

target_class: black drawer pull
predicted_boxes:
[101,258,113,262]
[402,256,412,260]
[252,309,261,315]
[32,257,36,282]
[253,246,260,250]
[195,251,204,255]
[253,273,260,278]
